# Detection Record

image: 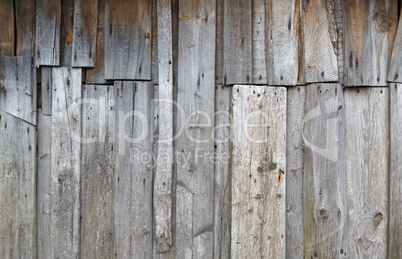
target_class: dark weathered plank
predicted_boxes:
[215,0,224,85]
[80,85,114,258]
[252,0,267,84]
[223,0,252,84]
[343,0,398,86]
[266,0,299,85]
[50,67,82,258]
[286,86,306,259]
[303,83,347,258]
[36,0,61,66]
[72,0,99,67]
[105,0,152,80]
[0,0,15,56]
[0,56,37,125]
[389,83,402,258]
[112,81,153,258]
[15,0,36,56]
[59,0,75,67]
[344,87,389,258]
[0,111,36,258]
[303,0,338,83]
[175,0,216,256]
[232,85,286,258]
[387,5,402,83]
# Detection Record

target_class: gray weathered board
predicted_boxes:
[387,5,402,83]
[232,85,286,258]
[59,0,74,67]
[15,0,36,56]
[252,0,267,84]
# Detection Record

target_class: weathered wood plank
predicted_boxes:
[36,0,61,66]
[15,0,36,56]
[232,85,286,258]
[151,0,158,84]
[175,0,216,256]
[112,81,153,258]
[303,0,338,83]
[286,86,306,259]
[59,0,75,67]
[80,85,114,258]
[343,0,398,86]
[303,83,347,258]
[105,0,152,80]
[50,67,82,258]
[266,0,299,85]
[41,67,53,116]
[344,87,389,258]
[387,5,402,83]
[0,56,37,125]
[154,0,174,254]
[334,0,344,85]
[72,0,99,67]
[389,83,402,258]
[215,0,224,85]
[0,0,15,56]
[252,0,267,84]
[223,0,252,84]
[213,85,231,259]
[0,111,36,258]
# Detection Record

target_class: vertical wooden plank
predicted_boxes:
[390,83,402,258]
[59,0,75,67]
[41,67,53,116]
[80,85,114,258]
[344,87,389,258]
[213,85,231,259]
[15,0,36,56]
[303,83,347,258]
[215,0,224,85]
[50,67,82,258]
[72,0,99,67]
[0,0,15,56]
[286,86,306,258]
[151,0,158,84]
[387,5,402,83]
[334,0,344,85]
[252,0,267,84]
[266,0,299,85]
[36,0,61,66]
[0,111,36,258]
[223,0,252,84]
[175,0,216,257]
[105,0,152,80]
[0,56,37,125]
[112,81,153,258]
[232,85,286,258]
[302,0,338,83]
[343,0,398,86]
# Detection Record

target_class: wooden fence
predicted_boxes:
[0,0,402,258]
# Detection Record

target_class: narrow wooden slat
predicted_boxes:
[303,83,347,258]
[80,85,114,258]
[0,111,36,258]
[151,0,158,84]
[0,56,37,125]
[232,85,286,258]
[215,0,224,85]
[387,5,402,83]
[36,0,61,66]
[302,0,338,83]
[390,83,402,258]
[175,0,216,256]
[252,0,267,84]
[223,0,252,84]
[59,0,75,67]
[0,0,15,56]
[286,86,306,258]
[213,85,231,259]
[72,0,99,67]
[344,87,389,258]
[41,67,53,116]
[15,0,36,56]
[50,67,82,258]
[343,0,398,86]
[266,0,299,85]
[105,0,152,80]
[112,81,153,258]
[334,0,344,85]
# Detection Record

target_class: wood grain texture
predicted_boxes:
[0,0,15,56]
[36,0,61,66]
[303,0,338,83]
[105,0,152,80]
[334,0,344,85]
[215,0,224,85]
[344,87,389,258]
[0,56,37,125]
[343,0,398,86]
[303,83,347,258]
[15,0,36,56]
[389,83,402,258]
[72,0,99,67]
[41,67,53,116]
[59,0,75,67]
[286,86,306,259]
[387,5,402,83]
[0,111,36,258]
[252,0,267,84]
[266,0,299,85]
[223,0,252,84]
[112,81,153,258]
[151,0,158,84]
[232,85,287,258]
[50,67,82,258]
[175,0,216,256]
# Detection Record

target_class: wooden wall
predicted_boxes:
[0,0,401,258]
